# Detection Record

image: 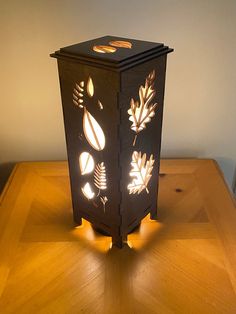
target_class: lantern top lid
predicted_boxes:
[51,35,173,71]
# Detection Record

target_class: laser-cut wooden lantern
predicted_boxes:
[51,36,173,247]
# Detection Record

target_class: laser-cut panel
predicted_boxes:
[57,61,120,232]
[72,76,107,207]
[119,55,168,232]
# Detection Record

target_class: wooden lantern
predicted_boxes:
[51,36,173,247]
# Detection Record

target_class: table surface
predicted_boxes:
[0,159,236,314]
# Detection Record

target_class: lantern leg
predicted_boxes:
[112,232,127,248]
[150,205,158,220]
[73,213,82,226]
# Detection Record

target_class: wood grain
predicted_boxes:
[0,159,236,313]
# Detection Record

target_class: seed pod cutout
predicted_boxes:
[79,152,95,175]
[81,182,95,200]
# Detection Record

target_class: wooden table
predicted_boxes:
[0,159,236,313]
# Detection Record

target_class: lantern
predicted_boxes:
[51,36,173,247]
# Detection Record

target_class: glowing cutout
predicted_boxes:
[128,70,157,146]
[87,77,94,97]
[109,40,132,49]
[98,100,103,110]
[94,162,107,190]
[79,152,95,175]
[83,108,105,151]
[73,81,84,108]
[128,151,155,194]
[81,182,95,200]
[93,45,116,53]
[100,196,108,212]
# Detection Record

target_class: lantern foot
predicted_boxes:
[112,234,127,248]
[74,215,82,226]
[150,209,158,220]
[92,224,110,236]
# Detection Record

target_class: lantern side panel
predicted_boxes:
[57,60,121,234]
[119,55,167,234]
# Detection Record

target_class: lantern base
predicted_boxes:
[92,223,141,237]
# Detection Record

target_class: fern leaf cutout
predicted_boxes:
[94,162,107,190]
[83,108,105,151]
[128,70,157,145]
[127,151,155,195]
[73,81,84,108]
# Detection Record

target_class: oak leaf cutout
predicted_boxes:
[128,151,155,195]
[128,70,157,145]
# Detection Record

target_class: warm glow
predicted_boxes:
[93,45,116,53]
[109,40,132,49]
[83,108,105,151]
[87,77,94,97]
[81,182,95,199]
[79,152,95,175]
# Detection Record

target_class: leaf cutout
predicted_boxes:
[100,196,108,212]
[83,108,105,151]
[79,152,95,175]
[98,100,103,110]
[109,40,132,49]
[93,45,116,53]
[73,81,84,108]
[94,162,107,190]
[127,151,155,195]
[128,70,157,145]
[87,77,94,97]
[81,182,95,199]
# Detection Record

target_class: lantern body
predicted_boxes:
[51,36,173,247]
